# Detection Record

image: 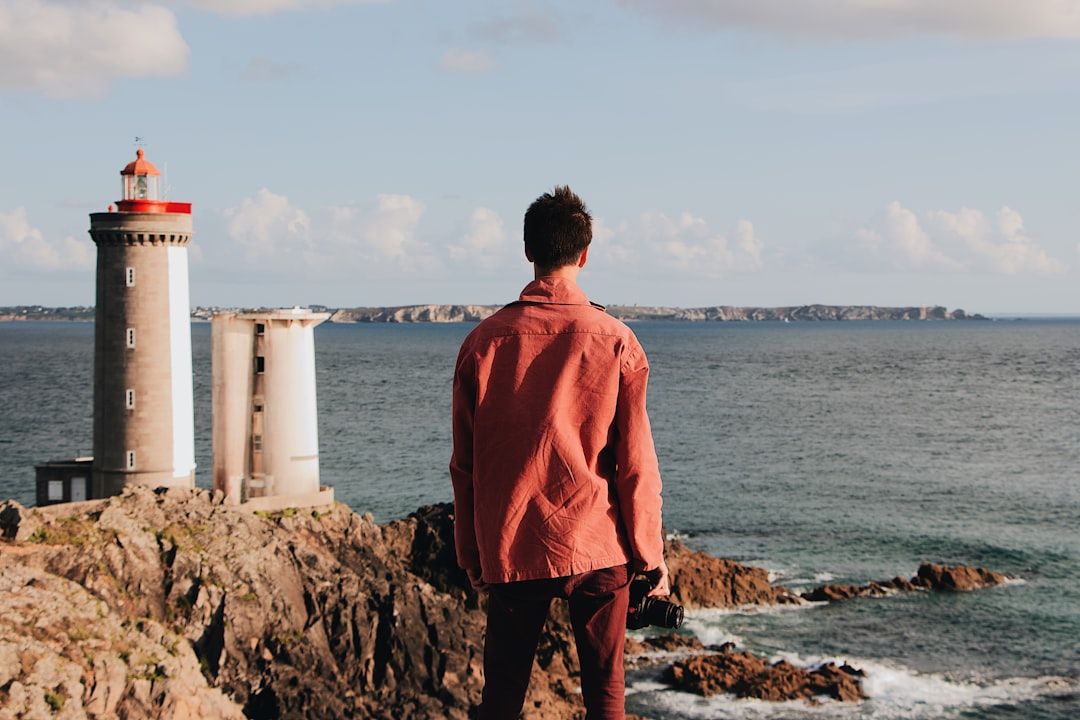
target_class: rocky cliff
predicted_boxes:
[0,488,1008,719]
[0,304,986,323]
[329,305,499,324]
[607,303,982,322]
[327,304,984,323]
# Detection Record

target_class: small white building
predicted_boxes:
[211,308,333,511]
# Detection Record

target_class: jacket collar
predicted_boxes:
[518,276,604,309]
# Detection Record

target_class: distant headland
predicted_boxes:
[0,304,987,323]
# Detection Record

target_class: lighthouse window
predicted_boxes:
[255,356,265,374]
[126,389,135,409]
[127,328,136,348]
[126,267,135,287]
[127,451,136,470]
[255,323,265,335]
[253,434,263,452]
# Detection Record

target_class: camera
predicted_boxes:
[626,576,684,630]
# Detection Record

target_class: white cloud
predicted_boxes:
[590,216,631,265]
[854,201,1065,274]
[733,219,763,266]
[608,211,765,277]
[221,189,436,276]
[449,208,508,270]
[0,207,94,272]
[355,193,428,263]
[0,0,188,97]
[441,3,568,75]
[854,201,960,271]
[620,0,1080,39]
[928,205,1065,274]
[0,0,387,96]
[225,188,313,263]
[440,48,495,74]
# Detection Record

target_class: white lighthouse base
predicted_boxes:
[223,485,336,514]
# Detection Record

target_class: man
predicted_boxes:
[450,185,669,720]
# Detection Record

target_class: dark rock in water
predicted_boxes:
[664,537,803,608]
[0,490,1009,719]
[633,634,706,655]
[801,563,1010,602]
[665,646,867,702]
[913,562,1010,591]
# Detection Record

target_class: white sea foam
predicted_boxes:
[687,601,823,623]
[761,563,836,588]
[626,646,1076,720]
[676,619,745,650]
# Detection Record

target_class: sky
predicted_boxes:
[2,0,1079,316]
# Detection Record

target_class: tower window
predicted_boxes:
[255,323,265,335]
[255,356,265,373]
[127,328,136,348]
[127,451,136,470]
[126,267,135,287]
[126,389,135,409]
[253,434,263,452]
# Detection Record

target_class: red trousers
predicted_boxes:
[477,565,631,720]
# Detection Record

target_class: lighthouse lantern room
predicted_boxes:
[122,148,160,201]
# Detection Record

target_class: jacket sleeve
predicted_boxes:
[449,346,481,572]
[613,340,666,573]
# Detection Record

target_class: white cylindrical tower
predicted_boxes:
[88,149,196,498]
[212,308,330,508]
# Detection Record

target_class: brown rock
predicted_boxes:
[802,564,1009,602]
[637,635,705,654]
[1,489,487,720]
[665,538,802,608]
[666,648,866,702]
[0,489,1010,719]
[914,563,1010,591]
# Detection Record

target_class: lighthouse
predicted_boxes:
[87,149,196,497]
[212,308,334,511]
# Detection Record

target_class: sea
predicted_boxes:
[1,318,1077,719]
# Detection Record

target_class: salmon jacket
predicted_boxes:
[450,276,665,584]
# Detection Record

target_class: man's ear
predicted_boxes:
[577,246,589,268]
[525,245,534,263]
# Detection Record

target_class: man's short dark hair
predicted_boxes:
[523,186,592,269]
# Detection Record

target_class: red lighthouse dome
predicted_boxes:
[116,149,191,214]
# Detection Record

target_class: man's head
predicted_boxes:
[523,186,592,271]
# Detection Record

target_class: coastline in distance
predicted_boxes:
[1,304,986,323]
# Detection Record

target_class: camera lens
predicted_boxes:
[627,577,685,630]
[642,597,684,629]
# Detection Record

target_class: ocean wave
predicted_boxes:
[626,649,1076,720]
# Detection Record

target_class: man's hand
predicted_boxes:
[645,561,670,598]
[466,566,489,593]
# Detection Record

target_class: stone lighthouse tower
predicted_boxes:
[88,149,196,498]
